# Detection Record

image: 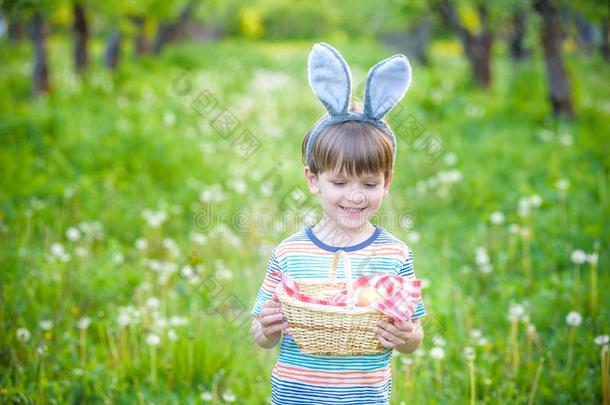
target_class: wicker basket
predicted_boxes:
[277,250,391,355]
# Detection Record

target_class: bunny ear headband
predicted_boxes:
[305,42,412,167]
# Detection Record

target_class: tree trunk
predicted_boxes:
[73,3,89,71]
[437,1,493,88]
[152,1,196,54]
[534,0,574,119]
[31,12,50,97]
[601,20,609,62]
[8,18,23,42]
[104,31,121,70]
[409,19,431,65]
[509,10,530,61]
[131,16,148,56]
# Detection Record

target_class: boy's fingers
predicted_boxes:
[264,322,288,336]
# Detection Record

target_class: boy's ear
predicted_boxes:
[383,172,393,197]
[304,166,320,194]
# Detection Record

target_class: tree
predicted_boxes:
[533,0,574,118]
[435,0,494,88]
[72,1,89,71]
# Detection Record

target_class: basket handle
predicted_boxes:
[331,250,355,310]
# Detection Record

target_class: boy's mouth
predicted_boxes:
[338,205,366,215]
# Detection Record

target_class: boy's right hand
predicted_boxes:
[258,297,288,339]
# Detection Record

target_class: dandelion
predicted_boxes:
[559,132,573,146]
[112,253,125,264]
[37,344,47,355]
[595,335,609,346]
[588,247,600,315]
[145,297,160,310]
[508,223,520,234]
[222,389,236,402]
[75,246,89,258]
[566,311,582,368]
[430,347,445,359]
[570,250,587,265]
[201,391,213,401]
[463,347,476,405]
[50,243,71,262]
[555,178,570,192]
[470,329,482,339]
[518,197,531,217]
[528,194,542,208]
[142,209,168,228]
[135,238,149,251]
[443,152,457,166]
[39,320,53,331]
[146,333,160,384]
[508,304,524,373]
[432,335,446,347]
[167,329,178,342]
[430,347,445,390]
[407,231,421,243]
[228,178,247,194]
[190,232,208,245]
[490,211,505,225]
[76,317,92,330]
[146,333,160,346]
[66,227,81,242]
[16,327,31,343]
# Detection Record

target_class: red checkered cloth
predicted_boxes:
[271,271,422,323]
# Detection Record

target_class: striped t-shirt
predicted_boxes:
[251,225,425,405]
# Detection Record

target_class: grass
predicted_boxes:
[0,36,608,403]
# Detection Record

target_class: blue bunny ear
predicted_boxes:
[364,54,411,120]
[308,42,352,116]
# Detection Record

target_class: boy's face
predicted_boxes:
[304,166,393,232]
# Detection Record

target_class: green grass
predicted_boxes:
[0,36,609,404]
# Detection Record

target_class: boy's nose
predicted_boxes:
[346,189,368,206]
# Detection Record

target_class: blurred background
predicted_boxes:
[0,0,608,403]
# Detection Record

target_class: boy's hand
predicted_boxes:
[258,297,288,340]
[375,318,423,352]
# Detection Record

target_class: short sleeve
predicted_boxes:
[250,248,282,317]
[398,246,426,320]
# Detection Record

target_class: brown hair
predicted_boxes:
[301,103,394,180]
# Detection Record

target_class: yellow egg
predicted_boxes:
[357,287,384,307]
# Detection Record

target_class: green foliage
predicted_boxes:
[0,35,608,403]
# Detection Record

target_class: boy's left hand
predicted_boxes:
[375,319,420,350]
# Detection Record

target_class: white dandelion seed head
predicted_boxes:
[39,320,53,331]
[475,246,489,266]
[463,346,476,361]
[66,227,81,242]
[490,211,505,225]
[146,333,160,346]
[443,152,457,166]
[470,329,482,339]
[566,311,582,327]
[400,356,415,366]
[586,253,598,265]
[528,194,542,208]
[508,223,520,235]
[201,391,213,401]
[145,297,160,310]
[76,317,92,330]
[430,347,445,360]
[190,232,208,246]
[16,327,31,343]
[135,238,149,251]
[432,335,446,347]
[518,197,531,217]
[570,250,587,265]
[222,390,236,403]
[167,329,178,342]
[37,344,47,355]
[594,335,609,346]
[555,178,570,192]
[527,324,536,334]
[508,304,525,321]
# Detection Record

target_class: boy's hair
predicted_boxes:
[301,102,394,181]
